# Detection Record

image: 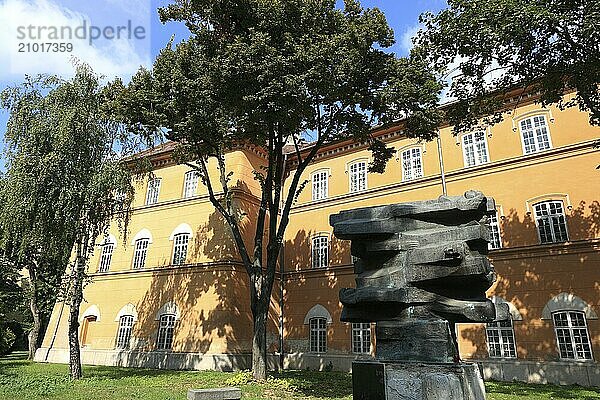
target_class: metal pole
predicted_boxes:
[278,154,288,372]
[437,132,448,196]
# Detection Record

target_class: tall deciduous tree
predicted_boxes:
[0,65,136,378]
[416,0,600,132]
[117,0,442,380]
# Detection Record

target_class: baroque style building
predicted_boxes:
[36,92,600,386]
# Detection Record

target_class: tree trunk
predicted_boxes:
[68,243,85,380]
[251,298,269,381]
[28,294,41,360]
[27,266,41,360]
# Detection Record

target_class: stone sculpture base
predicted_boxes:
[352,360,486,400]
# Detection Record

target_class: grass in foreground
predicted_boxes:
[0,352,598,399]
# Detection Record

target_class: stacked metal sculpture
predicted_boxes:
[330,191,508,400]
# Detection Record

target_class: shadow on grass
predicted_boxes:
[486,381,600,400]
[271,370,353,399]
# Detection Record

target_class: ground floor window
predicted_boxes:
[310,317,327,353]
[156,314,176,350]
[352,323,371,354]
[116,315,134,349]
[553,311,593,361]
[486,319,517,358]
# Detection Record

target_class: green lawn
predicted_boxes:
[0,352,598,399]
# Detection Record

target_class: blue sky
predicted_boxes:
[0,0,446,171]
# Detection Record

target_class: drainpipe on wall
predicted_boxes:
[437,131,448,196]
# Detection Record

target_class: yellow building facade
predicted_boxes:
[37,95,600,386]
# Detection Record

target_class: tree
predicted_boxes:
[0,76,76,360]
[116,0,442,380]
[415,0,600,132]
[0,65,136,378]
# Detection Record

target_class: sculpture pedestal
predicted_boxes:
[352,360,486,400]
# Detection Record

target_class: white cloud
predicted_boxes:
[400,24,422,55]
[0,0,151,80]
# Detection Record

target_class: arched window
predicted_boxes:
[488,209,502,250]
[348,160,367,193]
[312,236,329,269]
[352,323,371,354]
[156,314,176,350]
[462,131,489,167]
[133,239,149,269]
[183,170,200,198]
[311,170,329,201]
[172,234,190,265]
[519,115,552,154]
[309,317,327,353]
[533,200,568,243]
[145,177,161,205]
[116,315,134,349]
[486,318,516,358]
[552,311,593,361]
[98,235,116,273]
[401,147,423,181]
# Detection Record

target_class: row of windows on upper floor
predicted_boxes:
[98,197,569,273]
[310,199,569,268]
[141,115,555,206]
[311,115,554,201]
[98,231,190,273]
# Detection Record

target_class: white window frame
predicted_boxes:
[533,200,569,244]
[488,211,502,250]
[552,311,593,361]
[183,170,200,199]
[312,236,329,269]
[156,314,176,350]
[461,131,489,167]
[116,315,134,349]
[486,319,517,358]
[348,161,367,193]
[145,178,162,205]
[401,147,423,181]
[172,233,190,266]
[352,323,371,354]
[133,238,149,269]
[309,317,327,353]
[311,170,329,201]
[98,242,115,273]
[519,115,552,155]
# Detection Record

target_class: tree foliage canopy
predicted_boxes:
[116,0,443,379]
[416,0,600,132]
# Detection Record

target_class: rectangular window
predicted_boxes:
[312,236,329,269]
[520,115,552,154]
[183,171,200,198]
[156,314,176,350]
[462,131,489,167]
[145,178,161,205]
[352,323,371,354]
[98,243,114,273]
[312,170,328,201]
[488,212,502,250]
[133,239,149,269]
[349,161,367,193]
[534,201,568,244]
[116,315,134,349]
[486,319,517,358]
[172,233,190,265]
[553,311,593,361]
[401,148,423,181]
[310,317,327,353]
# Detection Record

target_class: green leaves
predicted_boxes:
[417,0,600,131]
